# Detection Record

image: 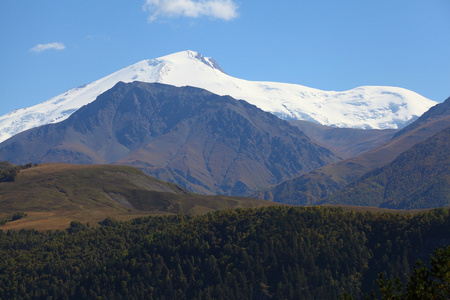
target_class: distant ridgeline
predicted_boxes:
[0,161,36,182]
[0,206,449,299]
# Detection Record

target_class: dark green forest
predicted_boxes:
[368,245,450,300]
[0,206,449,299]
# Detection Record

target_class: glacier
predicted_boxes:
[0,50,437,143]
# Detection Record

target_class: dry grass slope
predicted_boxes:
[0,163,278,230]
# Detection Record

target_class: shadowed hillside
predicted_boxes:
[0,82,340,196]
[254,96,450,206]
[324,126,450,209]
[289,120,398,159]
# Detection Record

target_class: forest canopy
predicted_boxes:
[0,206,449,299]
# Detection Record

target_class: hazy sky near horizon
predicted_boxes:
[1,0,449,116]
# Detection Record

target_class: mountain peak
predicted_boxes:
[145,50,227,74]
[190,51,227,74]
[0,50,438,143]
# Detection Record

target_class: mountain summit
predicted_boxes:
[0,50,437,142]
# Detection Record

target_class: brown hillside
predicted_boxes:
[255,97,450,205]
[0,82,340,196]
[0,163,278,230]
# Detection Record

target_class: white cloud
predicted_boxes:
[30,42,66,53]
[143,0,238,22]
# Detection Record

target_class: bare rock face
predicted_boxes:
[0,82,340,196]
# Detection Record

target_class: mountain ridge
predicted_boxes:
[254,96,450,206]
[0,50,437,142]
[0,82,340,196]
[288,120,399,158]
[324,126,450,209]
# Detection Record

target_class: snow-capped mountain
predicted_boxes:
[0,50,437,143]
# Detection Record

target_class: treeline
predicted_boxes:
[0,212,27,226]
[0,206,449,299]
[0,162,36,183]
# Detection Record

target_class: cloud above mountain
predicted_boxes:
[30,42,66,53]
[143,0,238,22]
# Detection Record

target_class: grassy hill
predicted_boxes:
[0,163,277,230]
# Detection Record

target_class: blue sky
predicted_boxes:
[1,0,449,116]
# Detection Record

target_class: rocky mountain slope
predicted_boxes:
[0,50,436,143]
[324,126,450,209]
[288,120,398,159]
[254,96,450,205]
[0,82,340,196]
